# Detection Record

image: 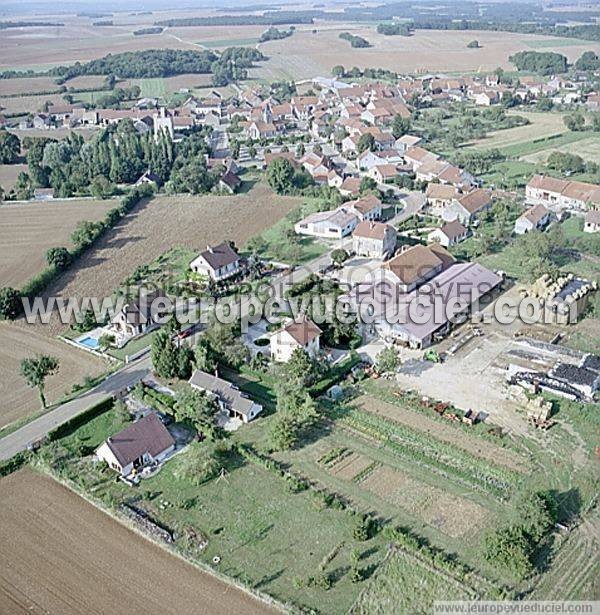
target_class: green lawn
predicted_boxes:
[107,329,158,361]
[132,78,167,98]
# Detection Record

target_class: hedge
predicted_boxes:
[48,397,113,440]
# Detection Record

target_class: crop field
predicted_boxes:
[0,322,108,429]
[41,183,302,332]
[250,26,599,81]
[522,135,600,165]
[0,468,274,615]
[470,111,568,151]
[0,198,117,288]
[0,164,28,192]
[0,76,58,96]
[0,92,66,114]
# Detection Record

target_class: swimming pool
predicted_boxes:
[79,336,100,350]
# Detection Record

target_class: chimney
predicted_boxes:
[207,245,213,254]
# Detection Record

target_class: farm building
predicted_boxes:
[96,413,175,476]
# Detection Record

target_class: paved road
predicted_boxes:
[0,357,151,461]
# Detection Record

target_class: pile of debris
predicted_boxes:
[417,395,480,425]
[120,504,174,543]
[526,396,555,431]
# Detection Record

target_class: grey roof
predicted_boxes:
[103,413,174,468]
[189,370,259,417]
[196,242,239,271]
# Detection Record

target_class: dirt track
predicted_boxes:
[0,468,278,615]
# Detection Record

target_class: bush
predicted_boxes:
[0,286,21,320]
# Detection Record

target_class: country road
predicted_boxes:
[0,357,151,461]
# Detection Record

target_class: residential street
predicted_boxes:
[0,357,151,461]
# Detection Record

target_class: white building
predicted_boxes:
[427,220,468,247]
[352,221,397,259]
[190,242,241,281]
[295,207,359,239]
[270,317,322,363]
[96,414,175,476]
[584,210,600,233]
[514,204,550,235]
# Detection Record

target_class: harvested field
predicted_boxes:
[0,322,108,429]
[41,183,302,331]
[361,465,487,538]
[355,394,527,473]
[470,110,567,151]
[251,26,599,81]
[0,468,276,615]
[522,136,600,165]
[0,198,117,288]
[0,164,28,192]
[0,92,66,114]
[0,76,58,96]
[64,75,110,90]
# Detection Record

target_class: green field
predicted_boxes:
[522,135,600,165]
[352,547,482,614]
[132,78,167,98]
[524,37,591,49]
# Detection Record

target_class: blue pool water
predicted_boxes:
[79,336,99,349]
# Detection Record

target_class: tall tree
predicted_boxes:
[20,355,59,408]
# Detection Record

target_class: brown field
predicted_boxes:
[250,26,599,81]
[0,76,58,96]
[0,468,276,615]
[0,322,108,429]
[329,451,373,480]
[356,395,527,473]
[64,74,111,89]
[41,183,302,316]
[0,92,66,114]
[0,198,117,288]
[2,17,597,78]
[361,465,487,538]
[0,163,28,192]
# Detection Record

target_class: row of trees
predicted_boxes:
[339,32,371,48]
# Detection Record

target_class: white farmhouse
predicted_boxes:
[190,242,241,281]
[270,317,322,363]
[96,413,175,476]
[352,221,397,258]
[514,204,550,235]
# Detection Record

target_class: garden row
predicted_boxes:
[329,404,521,499]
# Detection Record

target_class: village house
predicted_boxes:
[526,175,600,211]
[339,176,361,197]
[403,146,439,171]
[514,204,550,235]
[347,194,383,221]
[295,207,359,239]
[218,170,242,194]
[247,120,278,140]
[270,317,322,363]
[425,183,459,217]
[189,242,241,281]
[427,220,468,247]
[442,189,492,225]
[189,370,263,423]
[352,221,397,258]
[394,134,422,153]
[109,291,169,341]
[368,164,398,184]
[584,210,600,233]
[96,413,175,476]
